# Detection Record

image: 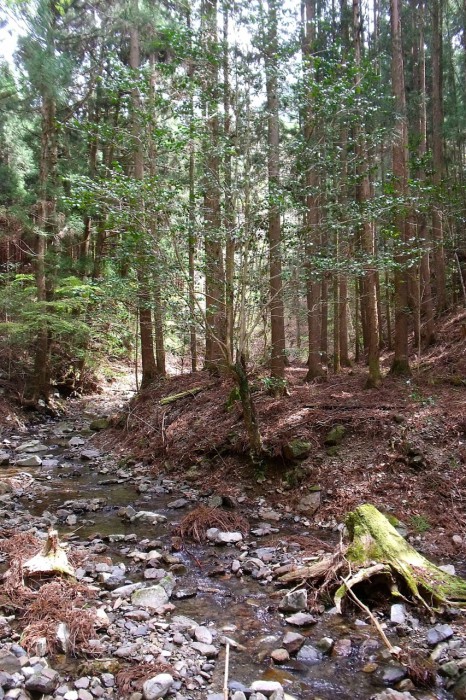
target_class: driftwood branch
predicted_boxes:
[159,387,203,405]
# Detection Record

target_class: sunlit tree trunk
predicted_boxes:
[265,0,286,391]
[389,0,411,376]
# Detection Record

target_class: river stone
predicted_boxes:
[170,616,199,633]
[315,637,334,654]
[278,589,307,612]
[282,439,311,461]
[15,455,42,467]
[194,626,213,645]
[427,623,454,646]
[191,642,219,657]
[21,443,48,453]
[132,511,167,524]
[142,672,174,700]
[144,568,165,581]
[231,693,247,700]
[0,482,12,495]
[390,604,406,624]
[296,487,321,515]
[217,531,243,544]
[167,498,188,509]
[0,652,21,673]
[271,648,290,664]
[0,452,10,465]
[250,681,284,696]
[282,632,305,654]
[131,585,169,609]
[382,664,406,684]
[111,582,144,597]
[324,424,346,446]
[69,436,86,446]
[285,612,317,626]
[25,668,59,694]
[80,450,100,460]
[297,644,322,663]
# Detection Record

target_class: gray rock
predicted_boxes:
[111,582,144,597]
[285,612,317,627]
[216,531,243,544]
[427,623,454,646]
[282,632,305,654]
[77,690,93,700]
[191,642,218,658]
[80,450,100,460]
[371,693,416,700]
[132,511,167,524]
[0,654,21,674]
[390,604,406,624]
[25,668,58,694]
[278,589,307,613]
[167,498,188,509]
[15,455,42,467]
[0,452,10,466]
[282,439,311,461]
[382,665,406,684]
[270,648,289,664]
[74,678,90,689]
[131,586,169,609]
[69,437,86,446]
[142,673,174,700]
[194,627,213,645]
[296,644,322,663]
[315,637,334,654]
[296,488,321,515]
[250,681,284,696]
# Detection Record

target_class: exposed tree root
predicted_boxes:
[278,504,466,612]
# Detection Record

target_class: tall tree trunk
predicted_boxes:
[187,9,198,373]
[203,0,227,373]
[389,0,411,376]
[223,3,235,365]
[353,0,381,387]
[303,0,324,382]
[130,18,158,390]
[265,0,286,391]
[432,0,447,313]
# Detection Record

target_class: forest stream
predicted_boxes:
[1,387,465,700]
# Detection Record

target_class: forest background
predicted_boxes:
[0,0,465,419]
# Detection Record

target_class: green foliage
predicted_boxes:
[410,514,431,533]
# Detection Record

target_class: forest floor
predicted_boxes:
[94,308,466,563]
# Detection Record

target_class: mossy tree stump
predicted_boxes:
[337,504,466,610]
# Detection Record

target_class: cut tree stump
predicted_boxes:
[22,529,75,579]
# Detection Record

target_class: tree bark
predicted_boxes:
[265,0,287,391]
[389,0,411,376]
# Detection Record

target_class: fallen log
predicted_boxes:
[159,387,203,405]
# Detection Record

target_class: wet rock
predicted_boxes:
[142,673,174,700]
[315,637,334,654]
[15,455,42,467]
[0,452,10,466]
[381,665,406,684]
[331,639,352,657]
[282,632,305,654]
[206,528,242,544]
[111,582,143,597]
[258,509,281,522]
[144,569,166,582]
[390,604,406,625]
[25,667,59,694]
[440,661,460,678]
[278,590,307,613]
[296,487,321,515]
[296,645,322,663]
[284,612,317,627]
[131,585,169,610]
[270,649,289,664]
[324,424,346,446]
[427,624,454,646]
[282,439,311,462]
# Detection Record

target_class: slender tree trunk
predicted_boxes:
[265,0,286,391]
[223,2,235,366]
[389,0,411,376]
[187,10,198,373]
[432,0,447,313]
[303,0,324,382]
[130,19,158,390]
[353,0,381,387]
[203,0,227,373]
